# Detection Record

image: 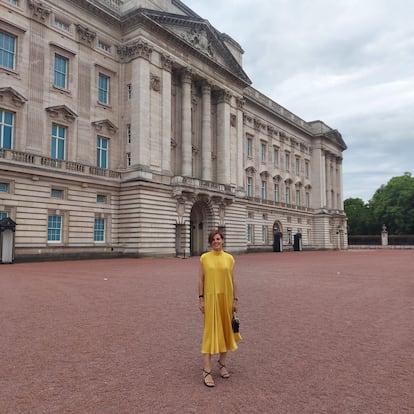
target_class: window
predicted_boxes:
[261,143,266,162]
[54,19,69,32]
[0,110,13,149]
[0,31,16,70]
[273,148,279,167]
[246,137,253,157]
[6,0,18,5]
[285,153,290,171]
[305,191,310,208]
[247,224,252,244]
[127,84,132,100]
[97,136,108,168]
[0,182,9,192]
[97,194,107,203]
[0,211,8,220]
[296,189,301,206]
[285,186,290,204]
[94,217,105,242]
[273,184,279,202]
[246,176,253,197]
[51,188,63,198]
[51,124,66,159]
[261,180,266,200]
[295,158,300,175]
[98,41,110,52]
[262,225,267,243]
[127,124,131,143]
[126,152,131,166]
[98,73,109,104]
[54,54,68,89]
[305,161,310,179]
[48,215,62,242]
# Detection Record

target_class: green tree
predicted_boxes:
[344,197,373,235]
[369,172,414,234]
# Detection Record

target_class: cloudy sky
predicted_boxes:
[185,0,414,202]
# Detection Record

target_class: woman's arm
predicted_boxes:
[232,263,239,312]
[198,263,205,313]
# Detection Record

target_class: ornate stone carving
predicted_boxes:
[182,28,214,57]
[150,74,161,92]
[181,67,192,83]
[91,119,118,135]
[161,54,173,72]
[236,97,245,109]
[76,24,96,45]
[28,0,51,21]
[214,89,232,104]
[45,105,78,122]
[117,40,153,62]
[0,87,28,108]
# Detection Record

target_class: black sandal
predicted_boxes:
[203,369,215,387]
[217,360,230,378]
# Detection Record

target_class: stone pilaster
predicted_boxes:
[236,97,245,189]
[216,89,232,184]
[161,54,173,174]
[130,51,151,169]
[201,80,212,181]
[181,68,192,177]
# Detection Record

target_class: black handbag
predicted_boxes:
[232,312,240,333]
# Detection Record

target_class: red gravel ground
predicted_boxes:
[1,250,413,414]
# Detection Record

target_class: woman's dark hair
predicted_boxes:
[208,229,224,245]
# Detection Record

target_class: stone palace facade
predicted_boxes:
[0,0,347,260]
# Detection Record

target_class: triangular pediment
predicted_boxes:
[139,9,251,86]
[92,119,118,135]
[0,217,16,230]
[45,105,78,122]
[0,87,27,107]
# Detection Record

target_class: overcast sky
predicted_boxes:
[185,0,414,202]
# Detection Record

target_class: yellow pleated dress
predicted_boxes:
[200,250,242,354]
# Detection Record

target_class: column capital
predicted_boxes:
[236,96,245,109]
[117,40,153,62]
[201,80,212,94]
[181,67,192,83]
[161,54,173,72]
[215,89,232,104]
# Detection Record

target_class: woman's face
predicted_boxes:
[211,234,224,251]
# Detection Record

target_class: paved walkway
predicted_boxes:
[1,250,413,414]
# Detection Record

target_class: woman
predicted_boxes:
[198,229,241,387]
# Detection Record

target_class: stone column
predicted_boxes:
[27,2,50,152]
[337,157,344,209]
[181,68,192,177]
[161,54,173,174]
[201,81,212,181]
[216,89,232,184]
[236,97,245,189]
[122,40,152,169]
[325,153,330,208]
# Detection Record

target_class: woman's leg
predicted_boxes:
[218,352,230,378]
[202,354,214,386]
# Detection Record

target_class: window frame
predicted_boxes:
[47,214,62,242]
[51,123,66,160]
[96,135,109,168]
[53,54,69,89]
[0,30,16,70]
[98,73,110,105]
[0,109,14,149]
[94,217,106,242]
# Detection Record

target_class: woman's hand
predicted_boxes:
[232,300,238,313]
[199,299,205,313]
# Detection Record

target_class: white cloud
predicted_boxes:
[185,0,414,201]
